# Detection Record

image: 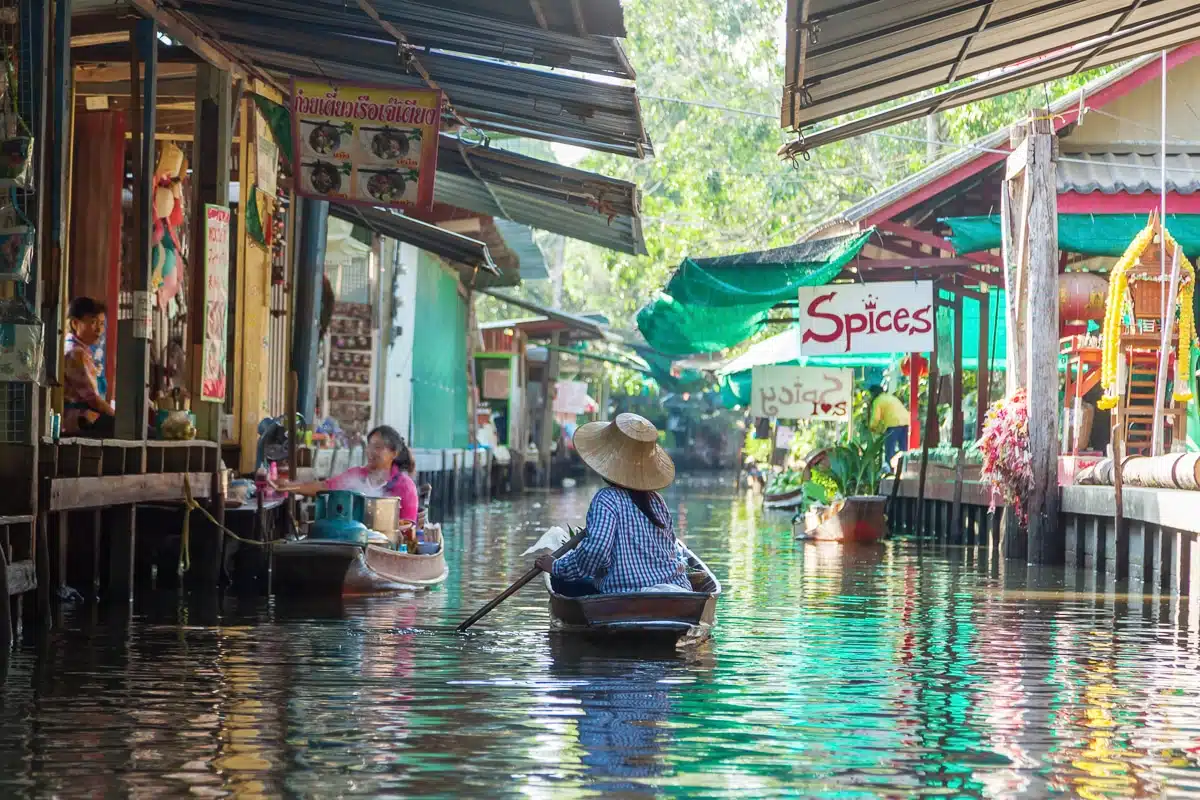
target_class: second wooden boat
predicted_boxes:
[273,534,448,596]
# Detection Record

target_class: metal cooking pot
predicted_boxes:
[363,496,400,535]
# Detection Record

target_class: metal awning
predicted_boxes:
[162,2,651,158]
[782,0,1200,140]
[1059,150,1200,195]
[330,203,498,274]
[436,136,645,255]
[479,290,612,341]
[174,1,632,79]
[494,220,550,280]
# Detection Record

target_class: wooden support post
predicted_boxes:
[538,332,562,489]
[0,526,11,651]
[950,448,965,545]
[951,293,965,448]
[914,357,940,540]
[104,505,136,602]
[35,513,51,628]
[977,287,991,439]
[1022,113,1061,564]
[188,62,232,442]
[116,19,157,441]
[43,0,71,388]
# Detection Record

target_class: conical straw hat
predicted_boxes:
[572,413,675,491]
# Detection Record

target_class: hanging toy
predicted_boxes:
[150,142,187,307]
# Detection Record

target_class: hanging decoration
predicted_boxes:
[150,142,187,307]
[1098,220,1197,410]
[978,389,1032,524]
[900,354,928,379]
[245,186,274,248]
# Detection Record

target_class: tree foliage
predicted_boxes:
[478,0,1111,358]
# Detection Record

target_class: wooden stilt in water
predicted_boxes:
[105,505,136,603]
[0,525,12,652]
[35,513,51,628]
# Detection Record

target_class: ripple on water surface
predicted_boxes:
[2,475,1200,797]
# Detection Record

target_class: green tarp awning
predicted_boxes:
[636,231,873,356]
[944,214,1200,258]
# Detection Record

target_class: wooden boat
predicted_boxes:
[762,487,805,509]
[543,545,721,646]
[274,523,448,596]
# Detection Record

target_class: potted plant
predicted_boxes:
[792,434,888,543]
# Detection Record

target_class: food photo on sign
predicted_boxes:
[797,281,935,356]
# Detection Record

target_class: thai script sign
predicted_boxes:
[797,281,935,355]
[553,380,591,415]
[750,366,853,420]
[291,78,441,211]
[201,204,231,402]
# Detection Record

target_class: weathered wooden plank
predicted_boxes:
[6,559,35,596]
[49,472,213,511]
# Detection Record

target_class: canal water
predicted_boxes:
[3,475,1200,798]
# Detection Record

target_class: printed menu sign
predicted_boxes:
[291,79,441,210]
[201,205,231,402]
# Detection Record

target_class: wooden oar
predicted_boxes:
[457,529,586,632]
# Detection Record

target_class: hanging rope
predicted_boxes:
[177,475,288,576]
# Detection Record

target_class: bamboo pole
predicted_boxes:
[1151,245,1181,455]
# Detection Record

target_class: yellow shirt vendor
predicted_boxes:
[869,385,910,475]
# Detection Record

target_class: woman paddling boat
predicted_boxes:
[532,413,720,643]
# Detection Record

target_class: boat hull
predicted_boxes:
[544,547,720,646]
[273,540,448,596]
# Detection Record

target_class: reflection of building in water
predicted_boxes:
[211,626,288,797]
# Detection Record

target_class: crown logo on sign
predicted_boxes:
[864,295,878,310]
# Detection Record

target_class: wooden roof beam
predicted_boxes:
[529,0,549,29]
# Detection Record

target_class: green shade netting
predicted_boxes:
[717,287,1009,407]
[637,231,873,355]
[944,214,1200,259]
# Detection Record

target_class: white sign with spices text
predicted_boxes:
[797,281,935,356]
[750,366,853,420]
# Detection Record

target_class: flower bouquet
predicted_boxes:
[977,389,1033,523]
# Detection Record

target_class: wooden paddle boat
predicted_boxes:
[273,490,448,596]
[542,541,721,646]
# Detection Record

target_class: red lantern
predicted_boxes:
[1059,272,1108,322]
[901,354,928,379]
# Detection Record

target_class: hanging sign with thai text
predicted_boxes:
[750,365,853,420]
[291,78,441,211]
[201,204,231,402]
[797,281,935,356]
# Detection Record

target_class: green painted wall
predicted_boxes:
[410,253,469,449]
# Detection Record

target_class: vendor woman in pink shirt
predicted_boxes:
[281,425,419,523]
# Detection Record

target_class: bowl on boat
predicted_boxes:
[417,542,440,556]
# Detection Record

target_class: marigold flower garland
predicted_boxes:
[1097,223,1197,410]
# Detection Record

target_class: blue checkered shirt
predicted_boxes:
[551,487,691,593]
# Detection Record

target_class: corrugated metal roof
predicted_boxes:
[435,135,645,255]
[330,203,498,274]
[800,54,1157,236]
[177,1,632,78]
[169,3,651,158]
[783,0,1200,134]
[494,220,550,280]
[1059,151,1200,195]
[478,290,611,341]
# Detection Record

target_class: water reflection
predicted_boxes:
[2,475,1200,796]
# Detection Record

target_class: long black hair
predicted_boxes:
[607,481,667,529]
[368,425,415,475]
